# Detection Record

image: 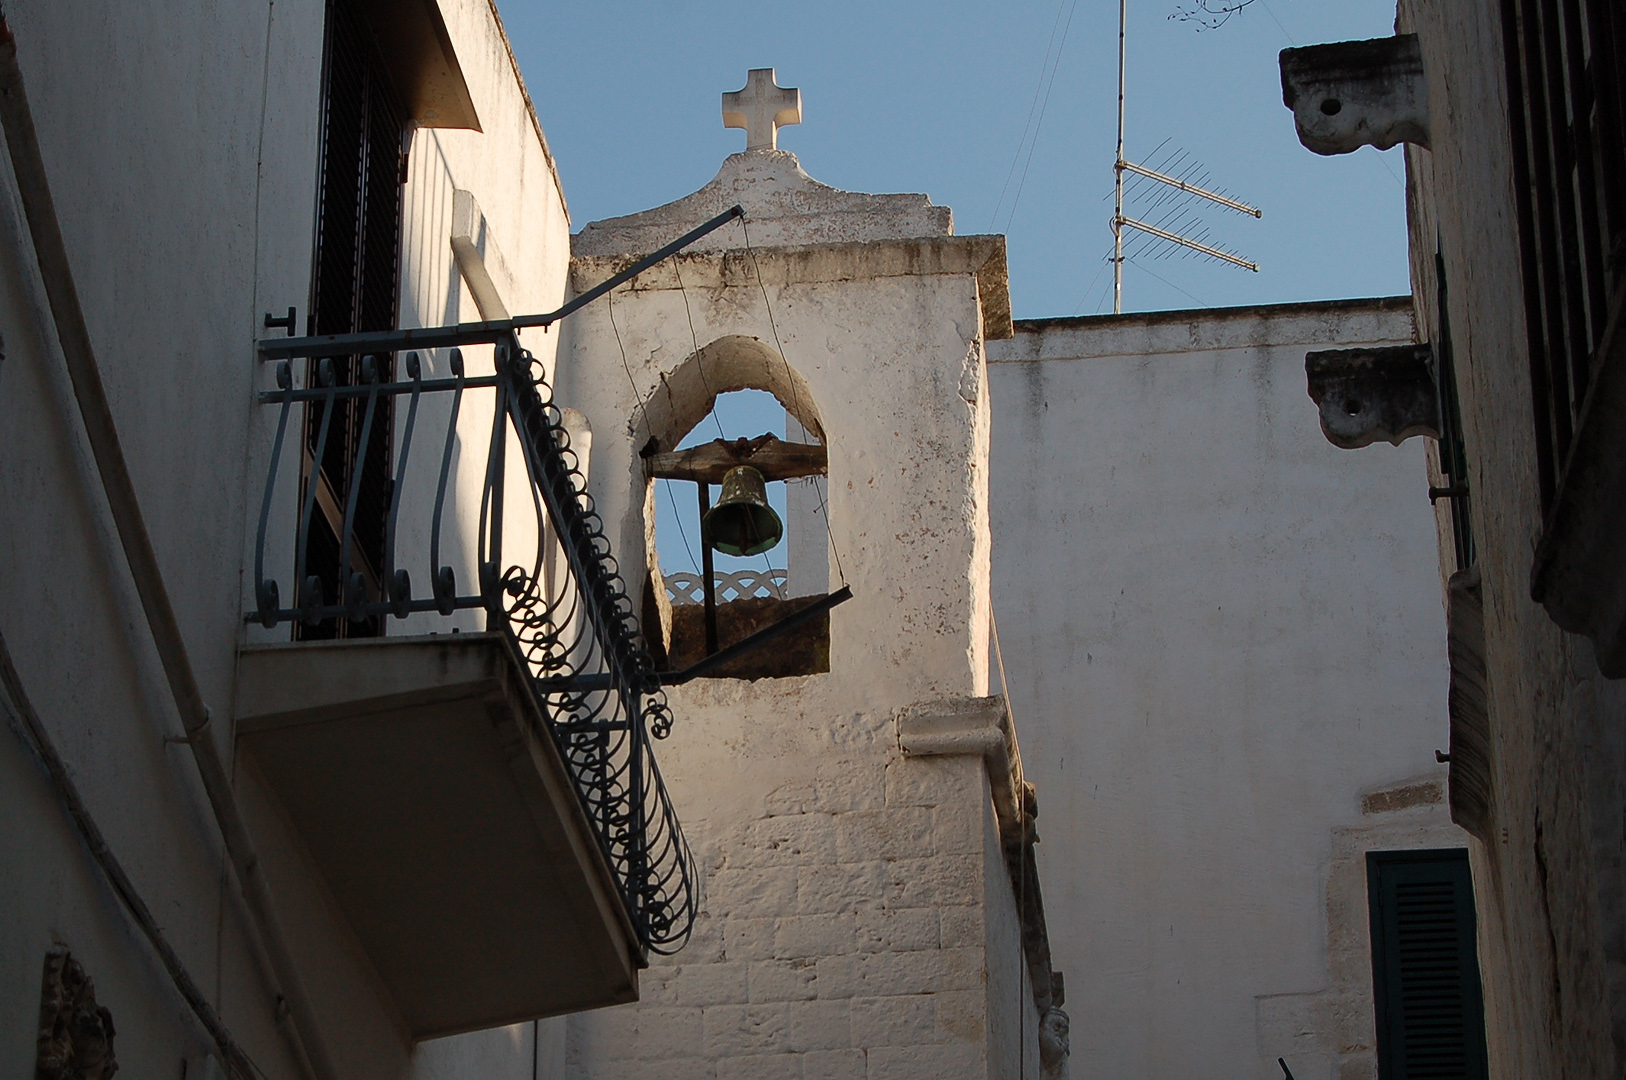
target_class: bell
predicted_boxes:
[704,465,784,557]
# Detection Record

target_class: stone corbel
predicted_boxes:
[1305,344,1439,449]
[898,695,1067,1068]
[897,695,1025,847]
[1280,34,1429,155]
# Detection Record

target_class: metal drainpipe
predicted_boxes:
[0,20,339,1080]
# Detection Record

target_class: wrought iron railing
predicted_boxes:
[665,569,789,605]
[249,327,693,955]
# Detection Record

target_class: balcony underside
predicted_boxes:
[235,632,639,1040]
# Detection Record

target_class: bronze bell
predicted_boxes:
[704,465,784,556]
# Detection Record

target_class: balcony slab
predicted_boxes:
[235,632,639,1039]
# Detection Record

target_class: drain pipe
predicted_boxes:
[0,20,338,1080]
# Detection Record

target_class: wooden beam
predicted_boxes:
[644,436,826,483]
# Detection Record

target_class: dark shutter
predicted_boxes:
[300,0,406,639]
[1499,0,1626,512]
[1366,849,1489,1080]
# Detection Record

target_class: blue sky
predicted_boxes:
[501,0,1409,318]
[499,0,1411,577]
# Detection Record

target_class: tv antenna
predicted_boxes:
[1111,0,1260,312]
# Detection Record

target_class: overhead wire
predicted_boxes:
[737,215,847,587]
[607,287,703,577]
[989,0,1071,232]
[1001,0,1081,234]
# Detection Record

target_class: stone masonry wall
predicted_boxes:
[566,715,1034,1080]
[1397,2,1626,1077]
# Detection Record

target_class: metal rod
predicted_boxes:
[665,586,852,685]
[1118,215,1260,271]
[1113,0,1127,313]
[296,362,338,622]
[698,482,719,656]
[257,205,747,361]
[430,350,466,615]
[258,372,498,403]
[254,362,295,626]
[535,205,745,328]
[534,586,856,693]
[1118,159,1262,217]
[383,353,423,614]
[338,357,381,619]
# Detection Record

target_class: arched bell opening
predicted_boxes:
[637,336,832,680]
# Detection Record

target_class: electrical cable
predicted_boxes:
[989,0,1071,232]
[1002,0,1080,234]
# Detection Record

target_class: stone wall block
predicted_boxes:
[619,1057,718,1080]
[854,949,982,997]
[734,814,838,867]
[787,999,853,1052]
[927,990,984,1043]
[797,861,887,914]
[709,868,800,918]
[835,807,936,862]
[703,1003,793,1058]
[930,801,986,856]
[815,770,888,813]
[750,959,819,1003]
[856,907,940,953]
[884,757,981,809]
[815,955,858,1000]
[684,913,727,964]
[848,995,945,1047]
[864,1044,983,1080]
[576,1006,705,1060]
[724,917,778,962]
[671,962,751,1006]
[937,906,982,949]
[803,1048,867,1080]
[774,913,858,959]
[881,855,982,907]
[716,1054,802,1080]
[764,781,819,817]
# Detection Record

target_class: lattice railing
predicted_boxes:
[665,569,789,604]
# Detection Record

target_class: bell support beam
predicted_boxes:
[645,435,826,484]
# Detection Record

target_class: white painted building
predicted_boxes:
[0,3,1464,1080]
[988,301,1464,1080]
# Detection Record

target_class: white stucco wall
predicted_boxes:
[0,4,571,1080]
[986,299,1460,1080]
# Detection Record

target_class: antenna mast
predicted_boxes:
[1113,0,1127,313]
[1111,0,1261,313]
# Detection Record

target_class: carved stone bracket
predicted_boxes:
[36,947,117,1080]
[897,696,1067,1054]
[1280,35,1430,155]
[1305,344,1439,449]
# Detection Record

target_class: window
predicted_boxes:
[299,0,407,639]
[1500,0,1626,510]
[1366,849,1489,1080]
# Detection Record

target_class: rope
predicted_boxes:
[737,215,848,586]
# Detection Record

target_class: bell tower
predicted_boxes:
[555,73,1062,1080]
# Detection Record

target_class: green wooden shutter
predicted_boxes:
[1366,849,1489,1080]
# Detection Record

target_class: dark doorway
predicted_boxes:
[1366,848,1489,1080]
[298,0,406,639]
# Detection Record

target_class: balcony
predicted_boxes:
[241,323,692,1037]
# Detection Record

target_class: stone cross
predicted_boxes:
[722,68,802,152]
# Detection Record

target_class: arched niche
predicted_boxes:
[635,335,825,454]
[637,335,831,679]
